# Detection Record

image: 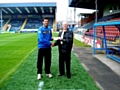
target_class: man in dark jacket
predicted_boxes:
[52,21,73,78]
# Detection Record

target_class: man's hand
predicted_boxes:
[58,37,62,40]
[51,43,54,47]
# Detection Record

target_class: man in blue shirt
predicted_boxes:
[37,17,53,80]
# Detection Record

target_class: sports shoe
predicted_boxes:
[46,74,53,78]
[37,74,41,80]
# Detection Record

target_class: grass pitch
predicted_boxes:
[73,38,91,47]
[0,33,99,90]
[0,33,37,87]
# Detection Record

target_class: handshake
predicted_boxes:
[51,37,63,47]
[52,37,62,40]
[51,43,54,47]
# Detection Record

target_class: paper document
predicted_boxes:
[53,37,60,40]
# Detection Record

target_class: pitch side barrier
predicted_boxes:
[20,29,38,33]
[93,21,120,63]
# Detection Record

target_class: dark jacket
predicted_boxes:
[54,30,73,53]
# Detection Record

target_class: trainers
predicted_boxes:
[46,74,53,78]
[37,74,41,80]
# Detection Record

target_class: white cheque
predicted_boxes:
[53,37,61,40]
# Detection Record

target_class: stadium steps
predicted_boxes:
[112,39,120,45]
[20,19,27,30]
[2,19,11,31]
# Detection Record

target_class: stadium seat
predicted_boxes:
[8,19,24,32]
[24,18,42,29]
[82,13,120,31]
[24,18,54,29]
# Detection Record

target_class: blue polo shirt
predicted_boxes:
[38,26,52,49]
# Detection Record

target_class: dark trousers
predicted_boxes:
[59,51,71,76]
[37,48,51,74]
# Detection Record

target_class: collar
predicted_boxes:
[43,25,48,28]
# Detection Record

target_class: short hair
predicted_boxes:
[43,17,49,21]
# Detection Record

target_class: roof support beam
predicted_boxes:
[16,7,22,13]
[50,7,52,13]
[25,7,30,13]
[2,8,8,14]
[41,7,44,13]
[34,7,38,13]
[7,8,14,13]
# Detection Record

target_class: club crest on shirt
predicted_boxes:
[42,30,51,34]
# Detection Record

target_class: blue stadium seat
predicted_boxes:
[9,19,24,32]
[24,18,54,29]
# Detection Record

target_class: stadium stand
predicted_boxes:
[0,18,54,32]
[23,18,54,32]
[69,0,120,63]
[0,17,54,33]
[82,13,120,30]
[24,18,42,29]
[49,18,54,28]
[0,19,7,29]
[85,17,120,41]
[8,19,24,32]
[0,3,56,33]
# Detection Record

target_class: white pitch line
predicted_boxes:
[81,63,89,71]
[38,81,44,90]
[38,88,42,90]
[72,48,74,51]
[74,53,78,57]
[95,81,104,90]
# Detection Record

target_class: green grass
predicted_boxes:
[0,47,98,90]
[74,38,91,47]
[0,33,37,87]
[0,33,98,90]
[52,32,58,37]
